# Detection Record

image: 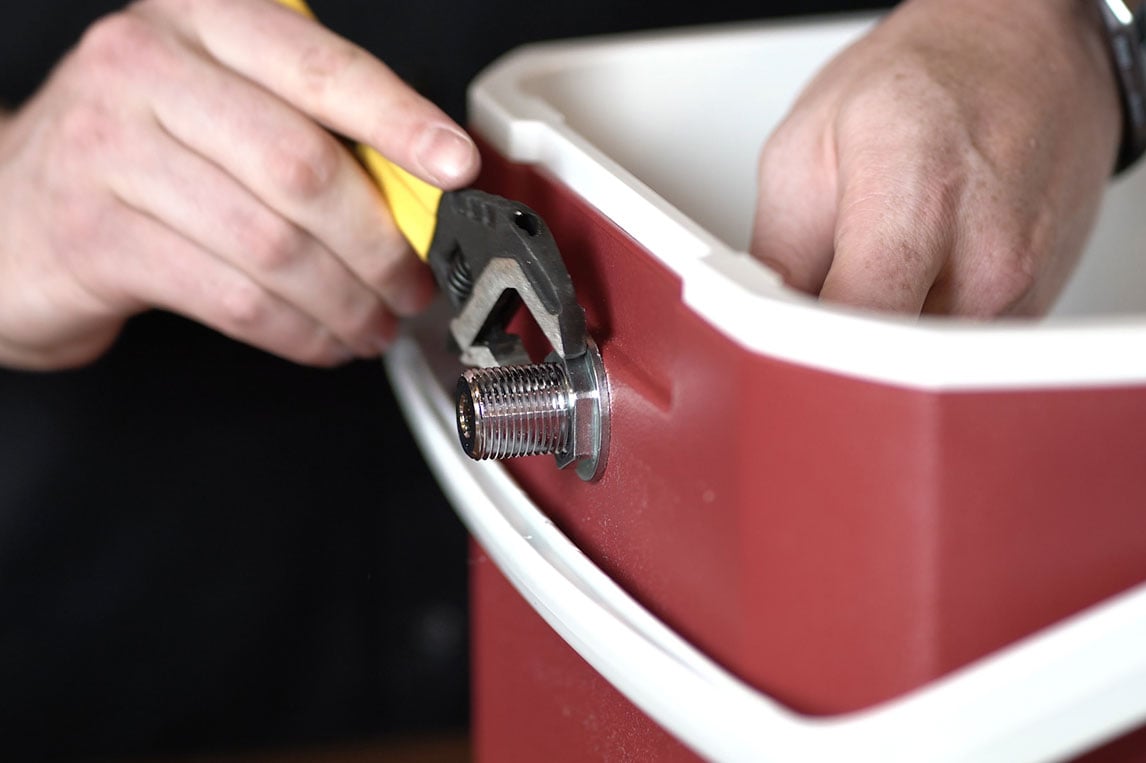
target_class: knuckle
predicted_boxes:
[75,12,159,74]
[219,280,272,329]
[269,131,341,201]
[983,247,1039,313]
[242,214,304,271]
[949,231,1041,317]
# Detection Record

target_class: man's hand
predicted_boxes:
[0,0,479,370]
[751,0,1121,316]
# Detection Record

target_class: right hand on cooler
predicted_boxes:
[0,0,480,370]
[749,0,1120,317]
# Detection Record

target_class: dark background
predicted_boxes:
[0,0,892,759]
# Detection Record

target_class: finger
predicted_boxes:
[750,113,838,293]
[167,0,479,188]
[142,38,435,315]
[921,234,1048,317]
[106,203,362,367]
[820,131,954,314]
[108,125,399,357]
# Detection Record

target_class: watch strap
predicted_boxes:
[1097,0,1146,171]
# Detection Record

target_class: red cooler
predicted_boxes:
[387,14,1146,762]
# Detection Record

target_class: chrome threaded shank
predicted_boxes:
[453,338,610,481]
[456,363,572,460]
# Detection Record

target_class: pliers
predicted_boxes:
[363,153,610,481]
[278,0,609,480]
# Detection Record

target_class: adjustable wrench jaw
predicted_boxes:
[426,189,588,367]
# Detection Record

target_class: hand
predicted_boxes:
[750,0,1121,316]
[0,0,479,370]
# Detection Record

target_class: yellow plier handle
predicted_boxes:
[275,0,443,260]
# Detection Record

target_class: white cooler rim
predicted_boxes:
[387,335,1146,763]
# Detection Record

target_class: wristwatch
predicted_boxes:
[1096,0,1146,171]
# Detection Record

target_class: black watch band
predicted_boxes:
[1097,0,1146,172]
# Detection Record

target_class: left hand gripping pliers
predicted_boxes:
[278,0,609,481]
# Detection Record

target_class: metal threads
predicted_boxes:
[456,363,572,461]
[453,338,609,480]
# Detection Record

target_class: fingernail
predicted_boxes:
[415,126,478,187]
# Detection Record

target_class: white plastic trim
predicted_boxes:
[467,17,1146,392]
[386,335,1146,762]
